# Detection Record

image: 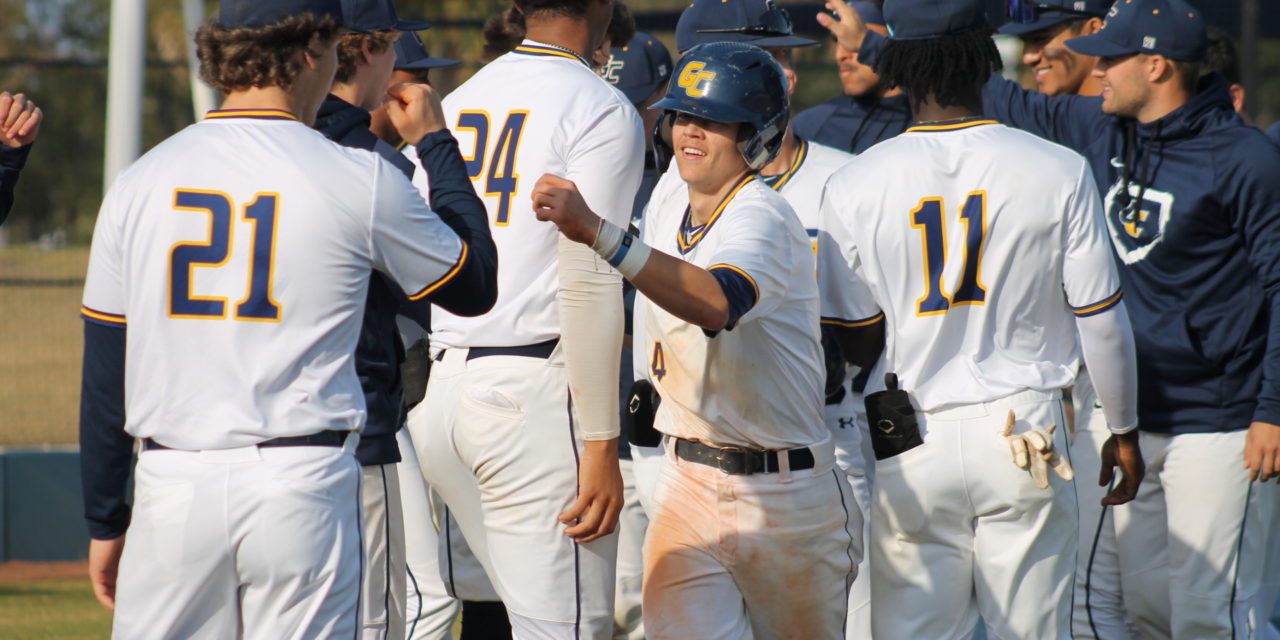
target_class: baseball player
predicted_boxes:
[79,1,497,637]
[368,31,459,149]
[997,0,1108,98]
[311,2,501,638]
[404,0,645,636]
[0,91,41,225]
[815,1,1143,637]
[834,1,1280,636]
[536,42,861,640]
[792,2,909,154]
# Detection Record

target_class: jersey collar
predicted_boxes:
[677,173,757,254]
[512,39,592,68]
[204,108,299,121]
[905,116,997,133]
[760,139,807,191]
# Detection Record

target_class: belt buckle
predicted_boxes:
[716,446,745,474]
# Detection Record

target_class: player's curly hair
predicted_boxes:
[195,14,341,94]
[334,30,401,84]
[876,26,1003,113]
[482,7,526,62]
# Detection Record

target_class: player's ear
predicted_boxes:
[1081,17,1103,36]
[783,66,797,99]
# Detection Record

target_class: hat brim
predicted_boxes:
[396,56,460,70]
[1065,32,1137,57]
[997,12,1078,36]
[394,19,432,31]
[747,34,820,48]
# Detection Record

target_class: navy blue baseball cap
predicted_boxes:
[393,32,459,70]
[1066,0,1207,61]
[848,1,886,27]
[676,0,819,53]
[606,33,674,105]
[883,0,989,40]
[220,0,350,28]
[341,0,430,32]
[999,0,1109,36]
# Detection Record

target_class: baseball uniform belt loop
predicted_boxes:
[140,429,350,452]
[464,338,559,361]
[673,437,816,475]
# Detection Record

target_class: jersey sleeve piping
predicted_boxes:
[707,263,759,300]
[81,306,127,326]
[821,312,885,328]
[1070,289,1123,317]
[407,241,469,302]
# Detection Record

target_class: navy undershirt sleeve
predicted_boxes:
[0,142,32,225]
[79,321,133,540]
[414,130,499,317]
[705,267,758,337]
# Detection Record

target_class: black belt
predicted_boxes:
[141,429,350,452]
[674,437,816,475]
[465,338,558,361]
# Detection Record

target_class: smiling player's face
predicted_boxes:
[672,113,748,195]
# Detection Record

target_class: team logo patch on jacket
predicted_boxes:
[1103,174,1175,264]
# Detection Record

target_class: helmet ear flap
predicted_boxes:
[737,108,790,171]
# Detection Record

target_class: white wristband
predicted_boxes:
[612,234,652,280]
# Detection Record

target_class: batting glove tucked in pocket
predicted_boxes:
[1002,409,1074,489]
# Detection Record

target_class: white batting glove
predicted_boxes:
[1003,410,1074,489]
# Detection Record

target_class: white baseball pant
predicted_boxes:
[409,347,618,640]
[1069,372,1138,640]
[361,462,407,640]
[642,437,860,640]
[114,439,362,639]
[825,385,874,640]
[1113,428,1280,639]
[613,457,647,640]
[870,389,1077,640]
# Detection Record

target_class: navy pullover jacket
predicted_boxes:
[858,32,1280,435]
[792,92,911,154]
[80,99,497,539]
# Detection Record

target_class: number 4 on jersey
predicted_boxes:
[911,191,988,316]
[457,110,530,226]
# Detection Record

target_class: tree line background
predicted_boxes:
[0,0,1277,245]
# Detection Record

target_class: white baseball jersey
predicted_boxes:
[82,109,465,450]
[818,119,1122,412]
[431,40,644,349]
[766,139,855,250]
[642,174,827,450]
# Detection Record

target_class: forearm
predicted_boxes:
[559,236,625,441]
[79,322,134,540]
[1076,303,1139,434]
[628,250,731,332]
[414,130,498,316]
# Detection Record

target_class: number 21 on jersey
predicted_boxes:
[457,110,530,227]
[911,191,988,316]
[169,189,281,322]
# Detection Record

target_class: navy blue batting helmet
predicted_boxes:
[650,42,789,171]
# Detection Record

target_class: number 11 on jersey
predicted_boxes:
[911,191,988,316]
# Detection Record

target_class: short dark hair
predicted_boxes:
[1202,25,1239,84]
[482,7,526,62]
[877,26,1003,113]
[606,2,636,47]
[519,0,594,19]
[195,13,340,94]
[334,30,400,84]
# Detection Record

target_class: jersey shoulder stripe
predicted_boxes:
[81,306,126,326]
[407,242,469,301]
[1071,289,1124,317]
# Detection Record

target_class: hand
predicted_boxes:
[532,174,603,246]
[559,439,623,543]
[88,536,126,611]
[1099,430,1144,505]
[0,92,42,148]
[385,83,445,147]
[816,0,869,53]
[1003,410,1074,489]
[1245,421,1280,482]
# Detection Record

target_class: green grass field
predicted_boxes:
[0,579,111,638]
[0,246,88,445]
